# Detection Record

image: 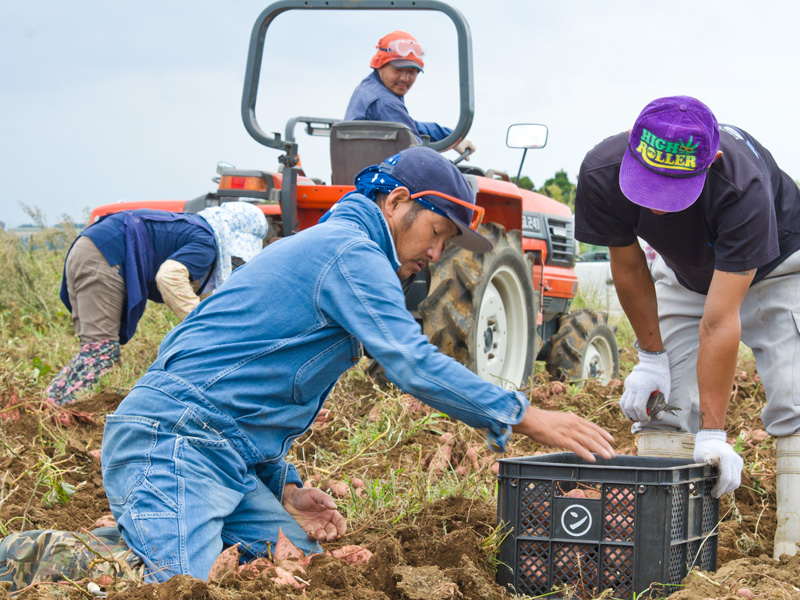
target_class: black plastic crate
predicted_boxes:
[496,453,719,599]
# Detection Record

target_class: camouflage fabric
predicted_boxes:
[0,527,144,592]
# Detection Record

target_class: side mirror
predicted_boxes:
[216,161,236,175]
[506,124,549,150]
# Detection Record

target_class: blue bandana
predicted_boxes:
[352,166,407,199]
[319,167,406,224]
[321,146,493,253]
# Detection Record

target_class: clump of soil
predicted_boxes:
[0,391,121,533]
[0,361,791,600]
[67,497,506,600]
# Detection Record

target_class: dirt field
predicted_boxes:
[0,348,797,600]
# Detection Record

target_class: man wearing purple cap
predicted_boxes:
[344,30,475,157]
[574,95,800,559]
[100,145,615,583]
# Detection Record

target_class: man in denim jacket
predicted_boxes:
[101,146,615,583]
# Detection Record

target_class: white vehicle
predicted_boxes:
[574,240,656,315]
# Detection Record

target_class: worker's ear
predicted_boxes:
[384,187,411,218]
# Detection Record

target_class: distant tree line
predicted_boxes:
[513,169,576,210]
[514,170,598,254]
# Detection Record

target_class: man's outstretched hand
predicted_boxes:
[512,406,616,462]
[282,484,347,542]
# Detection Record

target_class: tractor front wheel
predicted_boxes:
[546,309,619,384]
[419,223,536,389]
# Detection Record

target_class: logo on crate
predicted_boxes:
[561,504,593,537]
[553,497,600,541]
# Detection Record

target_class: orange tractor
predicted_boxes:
[91,0,618,389]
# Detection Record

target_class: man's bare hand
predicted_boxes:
[282,485,347,542]
[512,406,615,462]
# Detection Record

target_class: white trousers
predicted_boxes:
[634,249,800,437]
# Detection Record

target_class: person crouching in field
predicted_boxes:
[573,95,800,559]
[100,146,616,583]
[45,202,267,406]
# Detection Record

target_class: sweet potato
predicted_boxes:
[273,528,305,561]
[207,544,240,582]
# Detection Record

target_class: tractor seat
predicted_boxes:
[330,121,419,186]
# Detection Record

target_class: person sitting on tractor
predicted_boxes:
[45,202,267,406]
[573,95,800,560]
[344,30,476,158]
[100,145,615,583]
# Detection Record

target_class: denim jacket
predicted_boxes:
[133,194,528,497]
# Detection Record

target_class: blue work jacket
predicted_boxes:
[344,71,452,143]
[122,194,528,497]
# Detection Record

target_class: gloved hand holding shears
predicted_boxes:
[619,345,673,423]
[620,343,741,497]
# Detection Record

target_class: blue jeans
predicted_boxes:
[101,391,319,582]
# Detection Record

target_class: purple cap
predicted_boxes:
[619,96,720,212]
[380,146,492,253]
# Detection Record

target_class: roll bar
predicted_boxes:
[241,0,474,165]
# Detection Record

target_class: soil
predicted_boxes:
[0,358,795,600]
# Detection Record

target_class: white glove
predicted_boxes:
[453,138,476,160]
[620,347,670,424]
[694,429,743,498]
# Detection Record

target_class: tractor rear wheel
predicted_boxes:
[546,309,619,384]
[419,223,536,389]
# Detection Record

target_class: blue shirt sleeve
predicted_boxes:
[166,241,217,281]
[415,122,453,143]
[364,98,423,140]
[146,218,217,281]
[366,99,453,143]
[318,240,528,451]
[255,461,304,499]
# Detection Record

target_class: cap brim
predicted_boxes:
[441,210,493,253]
[389,59,423,71]
[619,150,705,212]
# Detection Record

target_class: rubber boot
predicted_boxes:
[636,431,695,459]
[774,434,800,560]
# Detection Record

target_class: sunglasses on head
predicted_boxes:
[410,190,484,230]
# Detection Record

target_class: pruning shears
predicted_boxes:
[646,391,681,417]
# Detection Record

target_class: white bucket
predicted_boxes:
[636,431,695,459]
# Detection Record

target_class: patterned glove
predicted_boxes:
[620,346,670,424]
[694,429,743,498]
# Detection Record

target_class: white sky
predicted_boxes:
[2,0,799,228]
